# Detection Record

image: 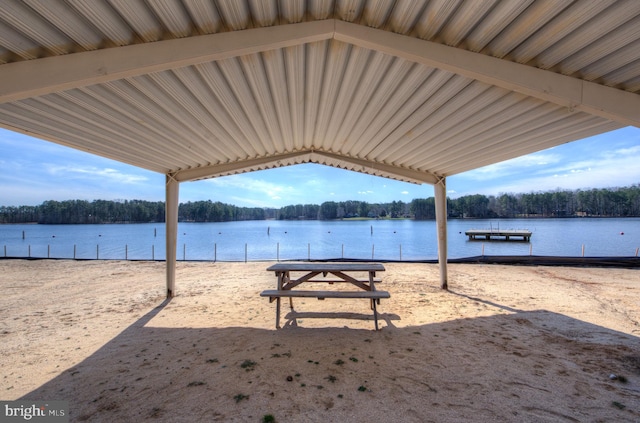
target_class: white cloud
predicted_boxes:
[202,174,306,206]
[208,174,293,195]
[614,145,640,156]
[228,196,271,207]
[450,139,640,197]
[465,153,561,181]
[303,178,325,188]
[47,165,148,184]
[473,160,640,195]
[401,191,409,195]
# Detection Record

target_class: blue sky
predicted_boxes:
[1,126,639,208]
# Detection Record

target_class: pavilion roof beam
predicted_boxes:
[2,18,637,127]
[334,21,640,128]
[311,151,438,185]
[173,151,312,182]
[173,150,439,185]
[0,20,334,103]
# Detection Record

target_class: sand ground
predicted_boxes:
[0,259,638,422]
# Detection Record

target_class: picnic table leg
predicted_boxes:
[372,299,379,330]
[275,271,286,329]
[369,270,380,330]
[369,271,376,311]
[276,297,281,329]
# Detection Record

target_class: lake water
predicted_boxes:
[1,218,638,262]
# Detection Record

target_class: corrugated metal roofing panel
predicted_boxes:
[0,19,39,60]
[216,0,251,30]
[248,0,279,27]
[146,0,193,38]
[66,0,136,46]
[308,0,334,20]
[0,0,637,186]
[535,3,640,72]
[509,0,612,66]
[480,0,571,59]
[413,0,460,41]
[108,0,164,42]
[0,0,72,56]
[464,0,533,53]
[437,0,498,47]
[606,61,640,92]
[560,15,640,78]
[23,0,103,50]
[182,0,222,34]
[218,56,272,156]
[434,117,622,176]
[280,0,307,23]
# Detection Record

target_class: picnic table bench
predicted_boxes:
[261,262,389,330]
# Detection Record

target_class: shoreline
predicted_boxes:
[2,255,640,268]
[2,215,640,225]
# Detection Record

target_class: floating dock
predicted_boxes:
[465,229,532,242]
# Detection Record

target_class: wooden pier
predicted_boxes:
[465,229,532,242]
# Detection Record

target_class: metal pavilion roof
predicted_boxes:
[0,0,638,187]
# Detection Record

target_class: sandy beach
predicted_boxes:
[0,259,638,422]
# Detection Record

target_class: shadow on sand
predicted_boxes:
[21,296,639,423]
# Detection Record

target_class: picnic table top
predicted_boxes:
[266,262,385,272]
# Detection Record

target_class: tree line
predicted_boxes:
[446,185,640,219]
[1,185,639,224]
[276,185,640,220]
[0,199,265,224]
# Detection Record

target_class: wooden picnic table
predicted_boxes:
[260,262,389,330]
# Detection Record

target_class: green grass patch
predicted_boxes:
[612,401,625,410]
[234,394,249,403]
[240,359,256,371]
[187,381,206,387]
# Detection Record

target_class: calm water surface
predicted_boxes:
[1,218,638,261]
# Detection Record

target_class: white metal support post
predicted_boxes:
[434,177,448,290]
[166,174,179,297]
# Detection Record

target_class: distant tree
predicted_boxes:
[319,201,338,220]
[495,193,519,217]
[389,200,404,218]
[358,201,370,218]
[410,198,436,219]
